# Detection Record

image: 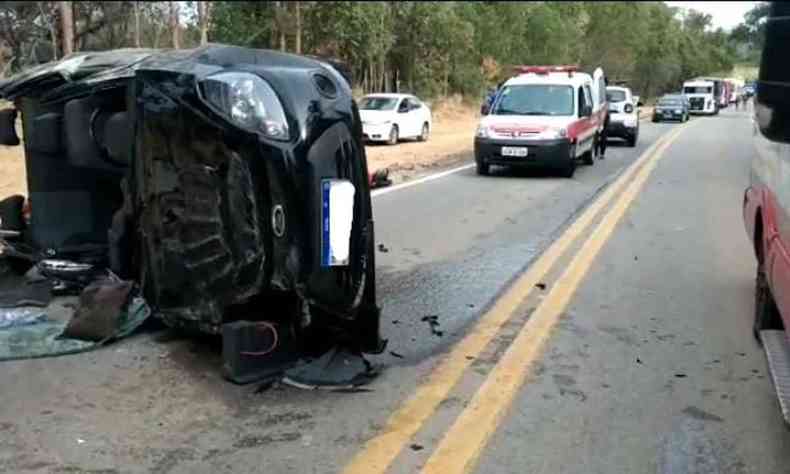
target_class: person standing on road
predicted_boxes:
[597,114,609,159]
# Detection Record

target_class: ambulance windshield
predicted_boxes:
[492,84,574,116]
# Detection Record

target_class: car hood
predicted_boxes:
[359,110,395,124]
[480,114,574,132]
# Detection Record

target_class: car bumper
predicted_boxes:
[606,116,638,137]
[362,123,392,141]
[653,110,686,120]
[474,137,572,168]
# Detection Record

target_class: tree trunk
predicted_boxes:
[59,1,74,57]
[294,1,301,54]
[40,2,58,60]
[170,1,180,49]
[134,1,141,47]
[198,2,211,46]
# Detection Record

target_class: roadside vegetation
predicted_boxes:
[0,2,769,102]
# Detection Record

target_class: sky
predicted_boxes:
[664,1,761,30]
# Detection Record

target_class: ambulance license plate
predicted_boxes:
[501,146,528,157]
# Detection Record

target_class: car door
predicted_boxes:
[405,97,422,137]
[413,97,431,135]
[579,85,596,154]
[395,98,412,136]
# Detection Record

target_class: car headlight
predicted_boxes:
[200,72,289,141]
[475,124,490,138]
[555,127,567,138]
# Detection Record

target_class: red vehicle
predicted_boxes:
[742,2,790,421]
[474,65,608,178]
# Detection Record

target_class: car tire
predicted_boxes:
[388,125,399,145]
[418,123,430,142]
[652,116,658,123]
[582,143,595,166]
[754,258,783,343]
[476,160,490,176]
[562,145,576,178]
[628,130,638,147]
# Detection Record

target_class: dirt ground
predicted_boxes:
[364,98,480,184]
[0,99,482,200]
[0,102,653,200]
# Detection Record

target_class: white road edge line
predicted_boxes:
[371,163,475,198]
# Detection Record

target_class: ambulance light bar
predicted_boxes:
[514,65,580,76]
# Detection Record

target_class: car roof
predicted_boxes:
[362,93,413,100]
[606,86,630,93]
[505,71,593,88]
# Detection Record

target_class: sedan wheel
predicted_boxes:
[388,125,399,146]
[418,123,430,142]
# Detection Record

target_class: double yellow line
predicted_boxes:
[343,121,695,474]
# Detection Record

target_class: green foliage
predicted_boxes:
[2,1,746,100]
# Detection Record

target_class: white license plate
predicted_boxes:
[321,179,356,267]
[501,146,528,157]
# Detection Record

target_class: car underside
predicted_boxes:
[0,45,385,356]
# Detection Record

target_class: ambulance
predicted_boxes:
[475,65,607,178]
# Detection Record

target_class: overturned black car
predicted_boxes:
[0,45,384,357]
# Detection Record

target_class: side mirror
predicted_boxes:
[0,108,20,146]
[481,103,490,115]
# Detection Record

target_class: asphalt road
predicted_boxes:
[3,107,788,474]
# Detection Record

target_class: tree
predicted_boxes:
[59,1,73,55]
[197,1,211,46]
[170,1,180,48]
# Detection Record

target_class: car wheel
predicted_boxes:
[582,150,594,166]
[628,130,638,147]
[388,125,399,145]
[418,123,429,142]
[754,258,783,343]
[652,116,658,123]
[562,145,576,178]
[476,160,490,176]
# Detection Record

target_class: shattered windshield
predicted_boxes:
[492,85,574,116]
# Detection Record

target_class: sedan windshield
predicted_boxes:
[359,97,398,111]
[659,100,682,106]
[606,89,627,102]
[492,85,574,116]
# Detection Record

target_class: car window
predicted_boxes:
[606,89,627,102]
[492,85,574,116]
[398,99,410,113]
[359,97,398,111]
[583,85,593,112]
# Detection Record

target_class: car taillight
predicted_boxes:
[624,104,633,114]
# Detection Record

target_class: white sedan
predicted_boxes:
[358,93,432,145]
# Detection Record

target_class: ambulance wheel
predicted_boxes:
[562,145,577,178]
[582,142,595,165]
